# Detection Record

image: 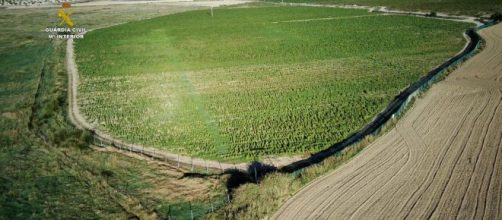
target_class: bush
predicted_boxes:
[427,11,437,17]
[491,12,502,21]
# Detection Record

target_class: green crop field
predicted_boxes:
[75,5,471,161]
[268,0,501,15]
[0,6,228,219]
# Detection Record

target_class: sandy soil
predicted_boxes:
[7,0,253,9]
[71,0,252,7]
[274,23,502,219]
[270,2,483,26]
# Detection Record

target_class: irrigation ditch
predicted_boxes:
[64,4,497,207]
[183,21,496,194]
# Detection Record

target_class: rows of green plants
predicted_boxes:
[267,0,500,16]
[0,6,230,219]
[76,5,471,161]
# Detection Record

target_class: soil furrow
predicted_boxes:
[274,23,502,220]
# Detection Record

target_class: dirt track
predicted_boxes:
[63,1,253,171]
[67,38,249,171]
[64,1,306,171]
[274,23,502,219]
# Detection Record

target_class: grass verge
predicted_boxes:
[75,4,471,161]
[267,0,501,16]
[0,5,228,219]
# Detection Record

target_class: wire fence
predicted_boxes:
[159,196,229,220]
[74,18,498,220]
[282,22,497,173]
[87,21,496,177]
[146,21,499,219]
[89,128,247,173]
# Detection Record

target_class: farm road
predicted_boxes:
[66,12,303,171]
[274,23,502,219]
[66,38,251,170]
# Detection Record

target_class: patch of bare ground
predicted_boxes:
[2,111,18,119]
[90,146,223,201]
[274,23,502,219]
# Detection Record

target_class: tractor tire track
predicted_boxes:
[274,23,502,220]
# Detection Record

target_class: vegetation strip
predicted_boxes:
[69,5,484,173]
[274,21,501,220]
[75,5,472,163]
[266,0,500,16]
[281,26,482,170]
[67,37,249,171]
[271,14,382,23]
[0,5,237,219]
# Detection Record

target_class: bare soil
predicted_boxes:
[6,0,253,9]
[274,23,502,219]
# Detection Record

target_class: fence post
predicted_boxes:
[167,204,171,220]
[177,155,180,168]
[190,202,194,220]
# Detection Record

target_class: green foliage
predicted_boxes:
[75,6,471,161]
[268,0,502,16]
[76,5,471,161]
[491,12,502,21]
[214,98,409,219]
[0,6,228,219]
[156,196,227,220]
[211,140,367,219]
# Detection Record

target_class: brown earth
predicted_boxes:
[64,2,306,171]
[274,23,502,219]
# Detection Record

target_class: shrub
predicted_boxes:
[490,12,502,21]
[427,11,437,17]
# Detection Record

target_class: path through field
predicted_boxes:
[274,23,502,219]
[67,44,304,170]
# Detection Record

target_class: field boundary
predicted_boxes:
[273,22,502,220]
[66,38,253,171]
[280,21,497,172]
[271,14,382,23]
[65,5,492,173]
[267,2,483,26]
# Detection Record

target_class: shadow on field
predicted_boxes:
[179,27,488,200]
[181,161,277,196]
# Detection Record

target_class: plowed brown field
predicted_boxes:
[274,23,502,220]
